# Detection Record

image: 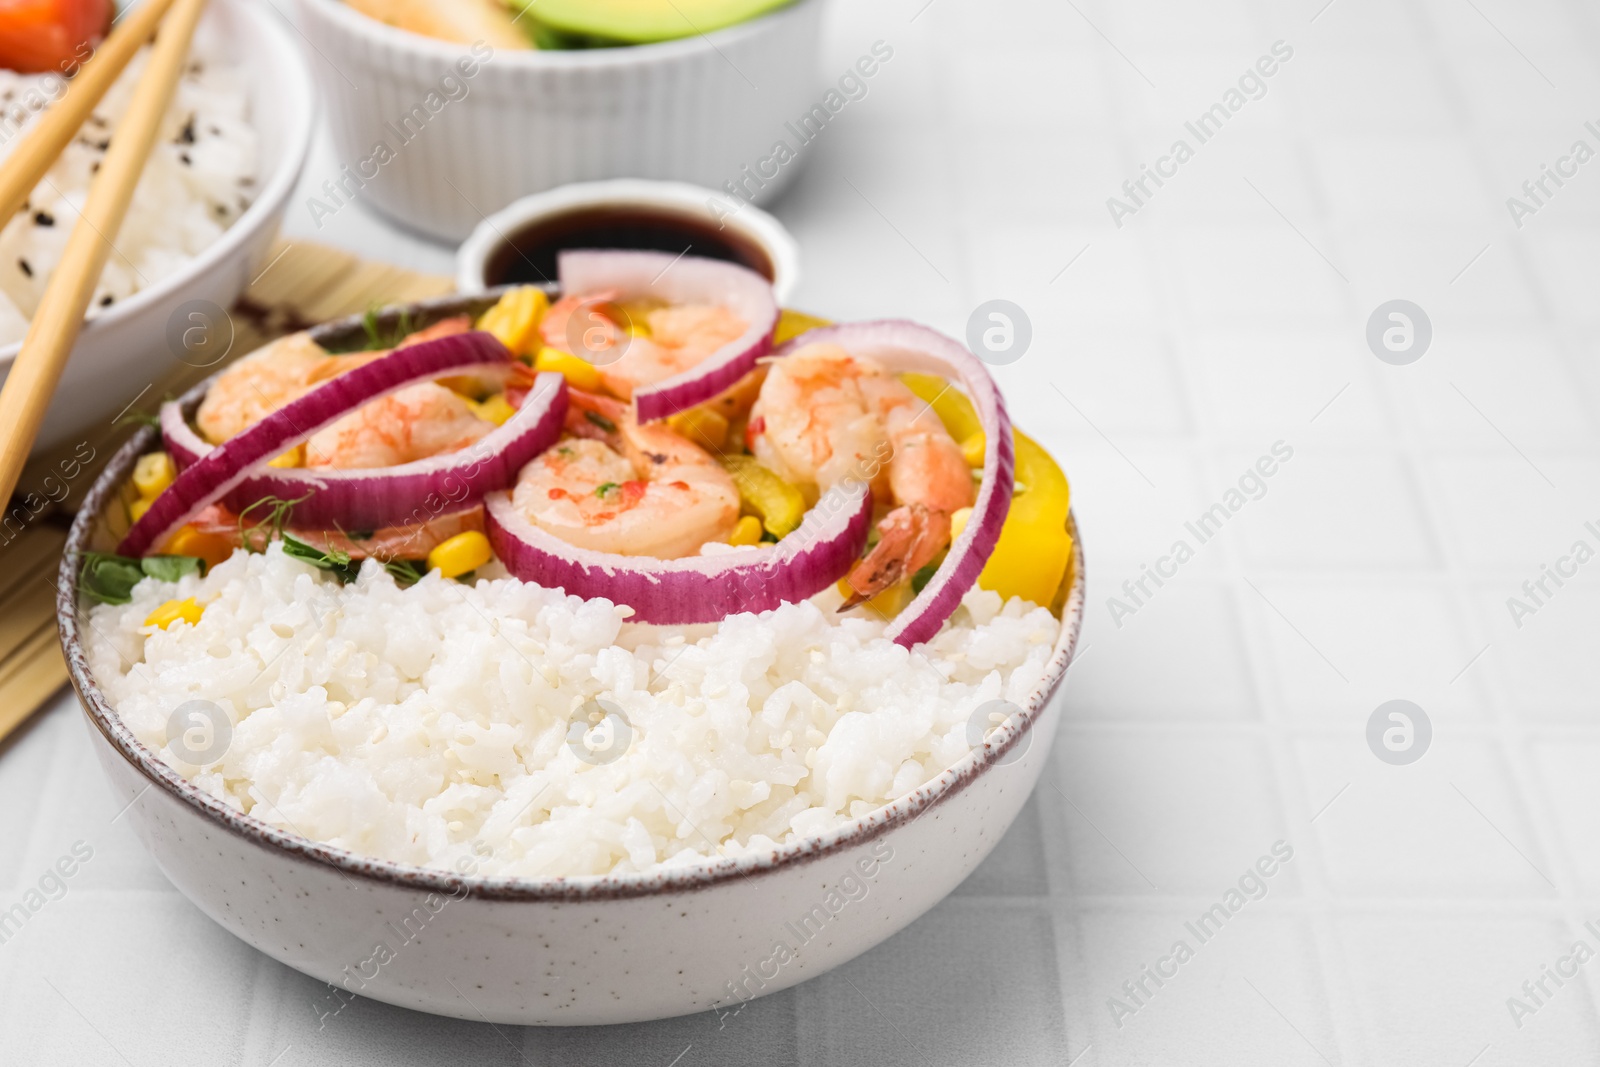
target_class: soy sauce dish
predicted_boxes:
[58,254,1083,1024]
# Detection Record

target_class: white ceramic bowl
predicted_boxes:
[456,179,803,305]
[0,0,314,455]
[291,0,824,242]
[58,293,1084,1025]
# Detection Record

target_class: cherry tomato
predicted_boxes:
[0,0,113,75]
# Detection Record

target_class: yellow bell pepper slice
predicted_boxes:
[900,373,1072,609]
[667,406,730,452]
[471,393,517,427]
[164,526,233,570]
[427,531,493,579]
[720,455,806,538]
[901,372,982,440]
[834,575,913,617]
[774,309,830,346]
[986,430,1071,607]
[534,346,603,392]
[476,286,549,357]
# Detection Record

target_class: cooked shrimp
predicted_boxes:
[195,331,334,443]
[512,392,739,558]
[748,342,974,605]
[305,383,493,469]
[193,317,495,468]
[540,291,747,402]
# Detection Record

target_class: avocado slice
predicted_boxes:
[511,0,796,45]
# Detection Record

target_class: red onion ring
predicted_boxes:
[159,372,567,531]
[557,250,778,423]
[774,321,1016,647]
[121,331,543,558]
[484,480,874,625]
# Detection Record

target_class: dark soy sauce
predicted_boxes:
[484,206,776,287]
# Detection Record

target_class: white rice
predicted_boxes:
[0,27,257,346]
[85,544,1061,878]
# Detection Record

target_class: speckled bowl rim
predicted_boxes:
[57,294,1086,903]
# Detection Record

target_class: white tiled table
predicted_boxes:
[5,0,1600,1062]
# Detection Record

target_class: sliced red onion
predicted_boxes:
[160,372,567,530]
[484,480,873,625]
[121,331,534,558]
[776,321,1016,648]
[557,250,778,423]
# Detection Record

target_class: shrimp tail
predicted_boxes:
[840,503,951,609]
[564,388,630,445]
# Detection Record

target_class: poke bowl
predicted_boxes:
[0,0,315,453]
[58,252,1083,1024]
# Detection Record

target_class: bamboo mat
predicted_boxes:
[0,239,454,744]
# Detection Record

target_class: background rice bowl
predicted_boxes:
[0,0,315,453]
[56,294,1084,1023]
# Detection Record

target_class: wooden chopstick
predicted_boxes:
[0,244,455,748]
[0,0,209,509]
[0,0,183,225]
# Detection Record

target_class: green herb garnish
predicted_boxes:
[282,534,361,583]
[911,562,940,594]
[78,553,144,606]
[281,535,424,588]
[384,558,425,586]
[585,411,617,434]
[78,552,205,606]
[594,481,619,498]
[114,410,161,430]
[237,493,311,551]
[140,555,205,583]
[360,305,418,351]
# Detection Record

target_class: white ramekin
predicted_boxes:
[291,0,825,242]
[455,179,802,304]
[0,0,314,454]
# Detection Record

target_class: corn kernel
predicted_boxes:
[267,444,304,469]
[132,452,175,498]
[475,286,549,357]
[471,393,517,427]
[959,431,985,468]
[950,506,973,541]
[144,597,203,630]
[534,346,603,392]
[427,531,493,579]
[165,526,233,570]
[728,515,763,546]
[130,497,152,522]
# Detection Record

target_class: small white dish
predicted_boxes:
[456,179,802,305]
[0,0,315,454]
[291,0,824,242]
